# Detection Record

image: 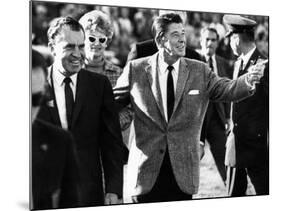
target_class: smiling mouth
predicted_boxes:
[177,46,185,50]
[70,60,81,65]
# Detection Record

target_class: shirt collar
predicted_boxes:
[205,54,215,63]
[158,53,180,75]
[239,46,256,67]
[53,66,78,87]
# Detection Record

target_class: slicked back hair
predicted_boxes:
[152,13,183,45]
[47,16,85,44]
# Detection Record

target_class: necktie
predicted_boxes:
[167,65,175,121]
[208,57,214,71]
[64,77,74,129]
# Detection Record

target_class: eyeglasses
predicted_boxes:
[32,92,46,107]
[88,36,108,44]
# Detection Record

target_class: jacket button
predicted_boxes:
[234,123,238,127]
[160,149,165,154]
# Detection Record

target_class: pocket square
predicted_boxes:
[188,90,200,95]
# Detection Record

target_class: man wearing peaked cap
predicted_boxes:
[223,14,269,197]
[224,15,257,37]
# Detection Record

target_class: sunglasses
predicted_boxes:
[32,92,46,107]
[88,36,108,44]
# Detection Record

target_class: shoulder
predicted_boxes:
[79,68,109,82]
[181,57,209,76]
[136,39,155,48]
[127,55,151,67]
[182,57,207,68]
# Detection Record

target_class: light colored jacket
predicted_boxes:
[114,52,252,200]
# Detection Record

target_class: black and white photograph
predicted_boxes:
[29,0,270,210]
[2,0,280,211]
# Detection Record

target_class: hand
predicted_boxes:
[247,59,267,86]
[200,144,205,160]
[104,193,120,205]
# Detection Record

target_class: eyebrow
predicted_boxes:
[171,29,185,34]
[64,43,85,48]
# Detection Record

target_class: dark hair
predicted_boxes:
[201,27,219,41]
[47,16,85,44]
[32,49,47,76]
[152,13,183,41]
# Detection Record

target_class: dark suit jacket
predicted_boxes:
[126,39,202,62]
[200,55,233,142]
[233,48,269,167]
[32,119,80,210]
[38,68,128,206]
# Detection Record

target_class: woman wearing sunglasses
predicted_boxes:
[79,10,122,87]
[79,10,133,142]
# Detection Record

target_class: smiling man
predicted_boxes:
[38,16,128,207]
[114,13,263,203]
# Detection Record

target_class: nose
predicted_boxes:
[72,45,82,58]
[179,34,186,43]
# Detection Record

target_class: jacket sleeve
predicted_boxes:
[100,77,129,198]
[113,61,132,112]
[205,64,254,102]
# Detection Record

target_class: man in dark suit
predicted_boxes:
[37,17,128,206]
[223,15,269,196]
[114,13,263,203]
[31,49,80,210]
[198,27,233,184]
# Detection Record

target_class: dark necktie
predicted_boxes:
[167,65,175,121]
[64,77,74,129]
[208,57,214,71]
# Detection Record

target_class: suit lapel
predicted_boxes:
[47,67,61,127]
[173,58,191,114]
[71,70,87,129]
[243,49,260,72]
[145,53,166,122]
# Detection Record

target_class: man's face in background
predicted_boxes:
[200,30,219,57]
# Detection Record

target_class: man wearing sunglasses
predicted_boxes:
[37,16,128,207]
[31,49,80,210]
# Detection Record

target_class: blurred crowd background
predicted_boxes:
[31,1,269,68]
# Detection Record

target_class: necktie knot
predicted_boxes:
[167,65,174,73]
[63,77,72,85]
[208,57,213,71]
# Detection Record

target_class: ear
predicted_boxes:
[48,42,56,57]
[156,33,165,48]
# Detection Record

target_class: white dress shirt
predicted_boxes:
[51,68,78,129]
[158,55,180,122]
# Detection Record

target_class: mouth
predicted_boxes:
[70,59,82,66]
[177,45,185,51]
